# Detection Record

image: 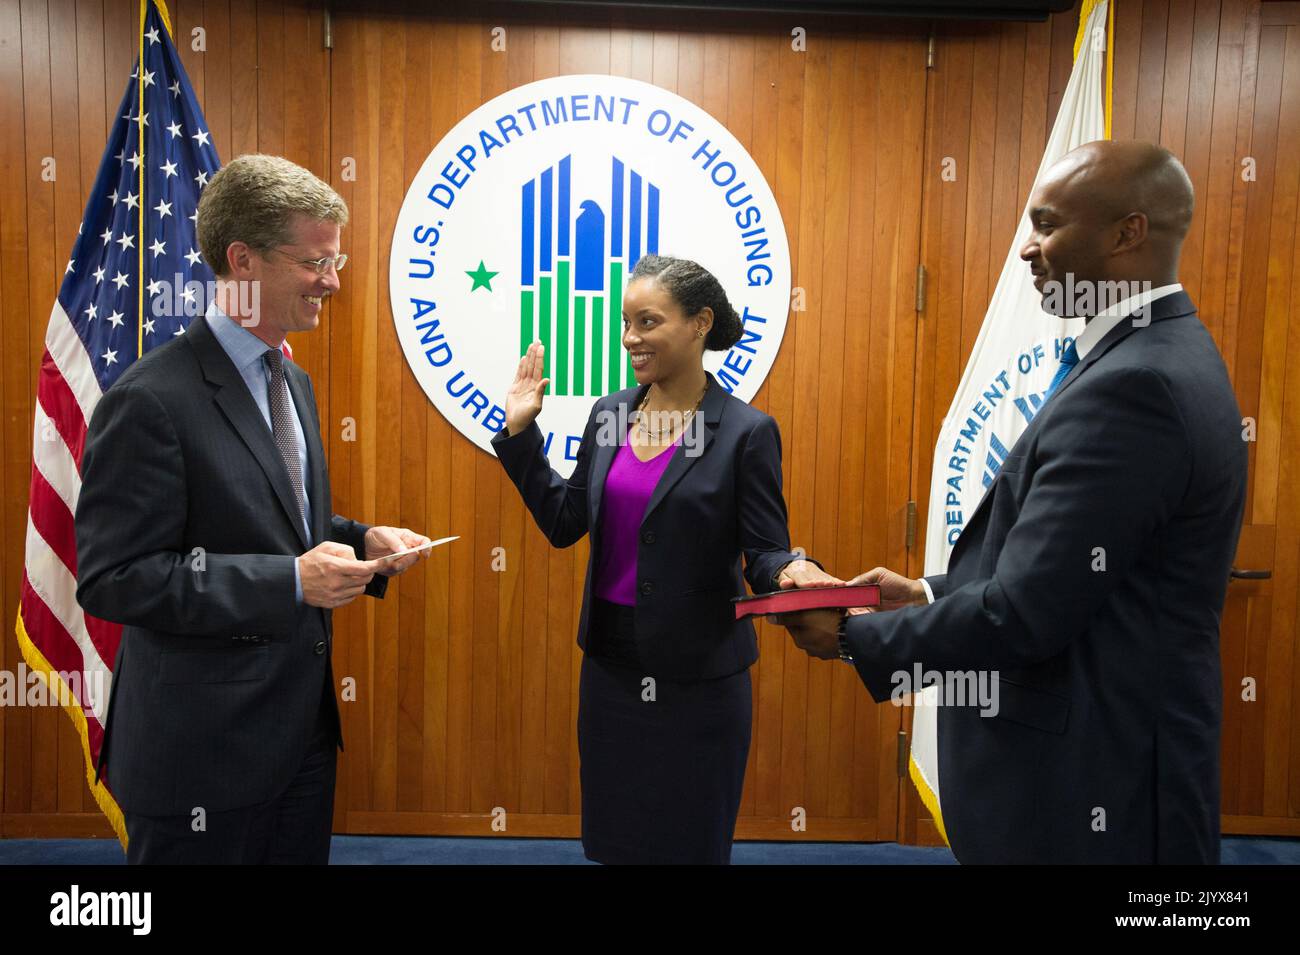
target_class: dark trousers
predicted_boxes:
[124,694,338,865]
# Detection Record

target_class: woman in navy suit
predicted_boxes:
[493,255,835,864]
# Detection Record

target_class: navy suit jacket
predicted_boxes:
[75,316,386,816]
[845,291,1246,863]
[492,373,803,680]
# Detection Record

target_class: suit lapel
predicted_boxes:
[641,374,722,524]
[952,290,1199,552]
[1047,289,1197,404]
[186,318,311,550]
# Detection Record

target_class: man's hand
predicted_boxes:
[782,608,844,661]
[844,566,928,613]
[364,526,433,577]
[778,566,929,661]
[298,541,378,609]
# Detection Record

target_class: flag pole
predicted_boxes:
[1106,0,1115,139]
[136,0,146,358]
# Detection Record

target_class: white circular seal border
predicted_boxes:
[389,74,791,477]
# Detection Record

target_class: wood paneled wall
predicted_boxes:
[2,0,1296,844]
[322,4,926,840]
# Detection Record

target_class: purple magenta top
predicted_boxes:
[593,434,679,606]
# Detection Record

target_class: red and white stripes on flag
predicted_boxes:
[15,0,223,846]
[17,303,123,837]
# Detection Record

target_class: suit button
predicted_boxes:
[642,531,656,545]
[641,581,653,596]
[313,641,327,655]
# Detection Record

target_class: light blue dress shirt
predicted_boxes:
[205,307,312,603]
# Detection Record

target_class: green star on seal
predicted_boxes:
[466,260,499,292]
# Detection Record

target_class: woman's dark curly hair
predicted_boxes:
[629,255,743,351]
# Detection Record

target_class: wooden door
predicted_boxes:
[1214,0,1300,837]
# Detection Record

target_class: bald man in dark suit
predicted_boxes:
[779,142,1247,864]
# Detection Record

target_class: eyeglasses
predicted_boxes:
[270,248,349,274]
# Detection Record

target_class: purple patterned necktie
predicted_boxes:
[262,348,306,527]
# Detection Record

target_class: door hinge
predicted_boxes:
[323,7,334,50]
[915,264,927,313]
[926,29,936,70]
[897,731,909,777]
[905,500,918,550]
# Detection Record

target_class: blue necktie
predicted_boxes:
[1043,341,1079,401]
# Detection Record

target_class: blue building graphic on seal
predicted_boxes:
[519,155,660,396]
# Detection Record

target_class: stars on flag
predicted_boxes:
[55,6,221,394]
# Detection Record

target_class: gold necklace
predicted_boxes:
[635,383,707,441]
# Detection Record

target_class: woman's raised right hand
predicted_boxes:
[504,341,550,436]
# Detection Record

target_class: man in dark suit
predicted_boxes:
[780,141,1247,864]
[75,154,430,864]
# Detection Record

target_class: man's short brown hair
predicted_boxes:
[197,154,348,276]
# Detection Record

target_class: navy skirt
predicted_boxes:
[578,599,752,865]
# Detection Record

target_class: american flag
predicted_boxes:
[15,0,219,844]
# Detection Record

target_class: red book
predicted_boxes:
[732,584,881,620]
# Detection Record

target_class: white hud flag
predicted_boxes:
[910,0,1112,845]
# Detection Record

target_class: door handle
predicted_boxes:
[1229,567,1272,582]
